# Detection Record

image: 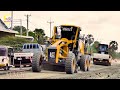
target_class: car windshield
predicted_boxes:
[99,45,107,52]
[0,48,6,56]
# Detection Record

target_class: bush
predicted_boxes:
[0,36,31,48]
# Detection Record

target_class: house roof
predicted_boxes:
[0,19,9,29]
[0,19,18,34]
[15,35,34,39]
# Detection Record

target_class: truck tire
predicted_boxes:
[32,53,42,72]
[4,64,9,71]
[106,60,111,66]
[15,66,20,68]
[93,59,97,65]
[80,55,90,71]
[65,52,76,74]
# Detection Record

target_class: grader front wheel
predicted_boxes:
[65,53,76,74]
[32,53,42,72]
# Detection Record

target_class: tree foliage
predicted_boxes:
[13,26,27,35]
[108,41,118,59]
[85,34,94,45]
[109,41,118,51]
[33,28,46,44]
[91,41,101,53]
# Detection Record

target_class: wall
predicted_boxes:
[0,31,15,38]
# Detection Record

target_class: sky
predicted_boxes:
[0,11,120,51]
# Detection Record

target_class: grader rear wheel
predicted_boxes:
[80,55,90,71]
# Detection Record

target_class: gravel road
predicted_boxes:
[0,59,120,79]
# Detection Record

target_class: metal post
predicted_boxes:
[24,14,31,36]
[20,19,22,36]
[11,11,13,29]
[20,60,22,70]
[47,17,54,38]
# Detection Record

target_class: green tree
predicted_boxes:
[85,34,94,45]
[109,41,118,51]
[13,26,27,35]
[28,31,37,43]
[29,31,35,38]
[108,41,118,59]
[91,41,101,53]
[33,28,46,44]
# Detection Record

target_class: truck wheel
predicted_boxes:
[106,60,111,66]
[80,55,90,71]
[4,64,9,71]
[15,66,20,68]
[65,52,76,74]
[93,59,97,65]
[32,53,42,72]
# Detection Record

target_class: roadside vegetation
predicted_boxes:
[13,26,48,44]
[91,40,119,60]
[0,26,48,50]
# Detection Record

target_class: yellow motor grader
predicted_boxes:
[32,25,92,74]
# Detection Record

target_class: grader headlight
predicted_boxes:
[50,52,55,58]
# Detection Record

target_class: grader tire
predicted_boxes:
[32,53,42,72]
[65,53,76,74]
[80,55,90,71]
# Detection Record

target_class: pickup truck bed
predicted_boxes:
[13,53,33,67]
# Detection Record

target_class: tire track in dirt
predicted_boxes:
[0,60,120,79]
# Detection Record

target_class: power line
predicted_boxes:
[24,14,31,36]
[47,17,54,38]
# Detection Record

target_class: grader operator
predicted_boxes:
[32,25,92,74]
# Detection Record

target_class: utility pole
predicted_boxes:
[13,19,23,36]
[24,14,31,36]
[11,11,13,29]
[20,19,22,36]
[47,17,54,38]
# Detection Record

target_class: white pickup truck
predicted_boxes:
[92,44,111,66]
[13,43,44,67]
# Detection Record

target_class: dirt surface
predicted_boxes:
[0,59,120,79]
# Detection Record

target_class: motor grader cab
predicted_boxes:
[32,25,91,74]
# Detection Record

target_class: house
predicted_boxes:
[0,19,18,38]
[0,19,34,41]
[15,35,34,41]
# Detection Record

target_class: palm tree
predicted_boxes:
[109,41,118,60]
[85,34,94,45]
[33,28,46,44]
[109,41,118,51]
[83,34,94,54]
